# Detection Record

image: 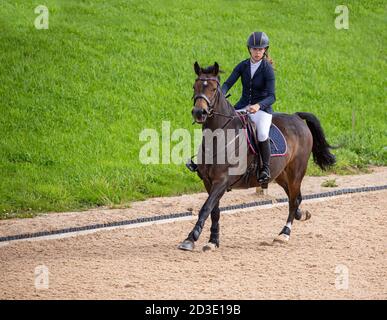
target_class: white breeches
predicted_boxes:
[238,107,272,142]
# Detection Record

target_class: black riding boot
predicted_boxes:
[257,139,271,183]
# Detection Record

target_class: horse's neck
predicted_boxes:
[219,93,236,117]
[204,93,238,130]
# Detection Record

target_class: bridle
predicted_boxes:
[192,76,221,117]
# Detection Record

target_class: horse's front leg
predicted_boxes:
[202,202,220,252]
[178,183,227,251]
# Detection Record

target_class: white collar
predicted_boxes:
[250,59,262,65]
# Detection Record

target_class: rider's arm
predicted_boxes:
[221,62,243,95]
[257,62,276,111]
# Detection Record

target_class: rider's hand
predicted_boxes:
[248,104,260,113]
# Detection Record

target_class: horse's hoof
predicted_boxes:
[178,240,195,251]
[273,233,290,244]
[202,242,217,252]
[301,210,312,221]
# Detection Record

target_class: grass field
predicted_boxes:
[0,0,386,218]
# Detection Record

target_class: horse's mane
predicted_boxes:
[200,65,224,81]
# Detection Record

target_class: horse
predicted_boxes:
[178,62,336,251]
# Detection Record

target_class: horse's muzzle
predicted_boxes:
[192,107,208,123]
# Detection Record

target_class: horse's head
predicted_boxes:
[192,61,221,123]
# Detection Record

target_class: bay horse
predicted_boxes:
[178,62,336,251]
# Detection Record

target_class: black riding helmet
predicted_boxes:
[247,31,269,49]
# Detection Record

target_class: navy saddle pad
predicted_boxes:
[246,124,287,157]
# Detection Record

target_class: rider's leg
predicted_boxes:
[248,110,272,182]
[258,139,271,182]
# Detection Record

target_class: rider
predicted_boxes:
[221,31,275,183]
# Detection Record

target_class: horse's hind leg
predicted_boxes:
[274,162,311,243]
[273,172,300,243]
[203,202,220,252]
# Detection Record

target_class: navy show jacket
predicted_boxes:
[221,58,276,114]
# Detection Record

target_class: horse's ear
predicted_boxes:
[213,62,219,75]
[194,61,201,75]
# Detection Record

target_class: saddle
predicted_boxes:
[237,113,260,156]
[236,112,288,157]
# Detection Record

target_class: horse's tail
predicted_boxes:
[296,112,336,171]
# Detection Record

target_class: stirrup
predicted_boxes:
[186,158,198,172]
[258,169,271,183]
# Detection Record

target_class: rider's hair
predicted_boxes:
[263,49,274,68]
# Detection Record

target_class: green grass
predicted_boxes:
[321,179,338,188]
[0,0,386,218]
